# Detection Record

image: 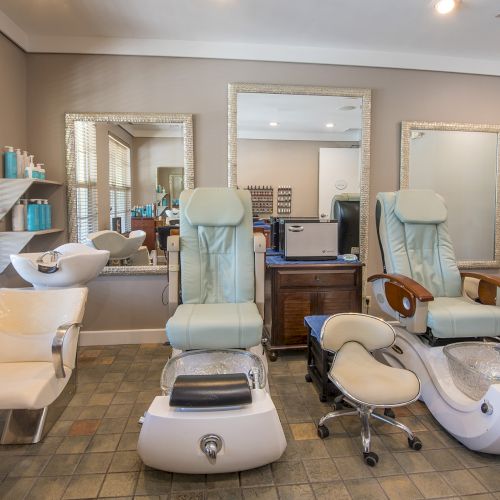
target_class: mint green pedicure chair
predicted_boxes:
[137,188,286,473]
[370,189,500,453]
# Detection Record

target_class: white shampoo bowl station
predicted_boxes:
[0,287,88,444]
[10,243,109,289]
[88,230,148,264]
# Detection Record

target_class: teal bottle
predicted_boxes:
[3,147,17,178]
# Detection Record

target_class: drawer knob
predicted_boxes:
[315,276,320,281]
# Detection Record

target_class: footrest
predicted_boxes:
[169,373,252,408]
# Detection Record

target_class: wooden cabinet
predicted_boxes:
[131,217,156,251]
[264,262,362,359]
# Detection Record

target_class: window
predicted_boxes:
[109,135,131,232]
[74,121,98,243]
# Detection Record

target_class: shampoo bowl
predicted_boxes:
[10,243,109,289]
[88,230,147,261]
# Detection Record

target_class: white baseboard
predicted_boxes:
[79,328,166,346]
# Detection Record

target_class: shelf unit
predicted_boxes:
[0,178,63,273]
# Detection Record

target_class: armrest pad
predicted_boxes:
[368,273,434,302]
[254,232,266,253]
[167,235,179,252]
[169,374,252,408]
[461,272,500,305]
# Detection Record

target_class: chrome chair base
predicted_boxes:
[317,398,422,466]
[0,370,76,445]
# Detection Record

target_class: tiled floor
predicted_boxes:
[1,344,500,499]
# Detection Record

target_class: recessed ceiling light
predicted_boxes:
[269,121,279,127]
[338,105,357,111]
[325,123,334,128]
[435,0,459,15]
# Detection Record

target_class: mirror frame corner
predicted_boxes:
[400,120,500,269]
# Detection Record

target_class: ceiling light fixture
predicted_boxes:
[435,0,459,15]
[269,121,279,127]
[325,123,334,128]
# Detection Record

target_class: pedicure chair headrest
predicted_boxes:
[394,189,447,224]
[185,187,245,227]
[169,373,252,408]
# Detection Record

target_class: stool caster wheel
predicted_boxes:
[384,408,396,419]
[408,437,422,451]
[268,351,278,362]
[319,395,328,403]
[317,425,329,439]
[363,451,379,467]
[305,373,312,383]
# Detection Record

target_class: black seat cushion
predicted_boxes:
[169,373,252,408]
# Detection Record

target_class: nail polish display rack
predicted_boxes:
[277,186,292,214]
[246,185,274,214]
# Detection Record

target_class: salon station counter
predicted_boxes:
[264,253,362,360]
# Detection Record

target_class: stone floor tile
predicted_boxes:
[63,473,105,499]
[420,449,463,471]
[368,453,404,478]
[171,473,206,492]
[89,393,115,406]
[0,477,37,498]
[334,455,374,480]
[97,417,128,435]
[112,392,140,405]
[56,436,92,454]
[470,466,500,492]
[105,404,134,419]
[241,486,279,500]
[311,480,351,500]
[117,432,139,451]
[271,460,308,485]
[239,464,274,487]
[205,487,242,500]
[410,471,457,498]
[378,474,424,500]
[441,469,488,496]
[27,437,64,456]
[170,491,204,500]
[48,420,73,437]
[293,439,329,459]
[26,476,71,500]
[69,419,101,436]
[393,451,434,473]
[344,477,388,499]
[76,452,114,474]
[0,455,22,474]
[134,468,172,496]
[79,405,109,420]
[41,454,81,476]
[108,451,142,472]
[302,457,340,483]
[87,434,121,453]
[99,472,138,497]
[278,483,315,500]
[289,422,318,440]
[8,455,51,477]
[205,472,239,489]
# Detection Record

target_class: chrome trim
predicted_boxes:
[52,322,81,379]
[371,411,415,439]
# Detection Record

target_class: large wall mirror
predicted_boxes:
[66,112,194,275]
[401,121,500,268]
[227,83,371,269]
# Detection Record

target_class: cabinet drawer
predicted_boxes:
[278,269,357,288]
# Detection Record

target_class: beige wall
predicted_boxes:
[0,34,27,286]
[238,139,355,217]
[131,137,184,206]
[2,40,500,316]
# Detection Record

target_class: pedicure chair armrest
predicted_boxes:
[461,272,500,306]
[167,235,180,314]
[368,273,434,334]
[254,233,266,318]
[52,322,81,379]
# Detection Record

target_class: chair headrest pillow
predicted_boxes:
[395,189,447,224]
[184,188,245,227]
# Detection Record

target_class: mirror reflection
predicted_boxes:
[402,123,500,264]
[67,114,193,270]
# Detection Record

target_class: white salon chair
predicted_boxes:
[88,230,148,264]
[316,313,422,466]
[0,287,88,444]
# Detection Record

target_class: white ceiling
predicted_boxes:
[1,0,500,75]
[238,94,362,141]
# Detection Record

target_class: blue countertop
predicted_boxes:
[304,315,330,342]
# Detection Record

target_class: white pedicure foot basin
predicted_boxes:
[10,243,109,289]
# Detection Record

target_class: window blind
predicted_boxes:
[108,135,132,232]
[74,121,98,243]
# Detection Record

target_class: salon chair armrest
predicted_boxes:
[461,272,500,305]
[52,322,81,379]
[368,273,433,333]
[254,233,266,318]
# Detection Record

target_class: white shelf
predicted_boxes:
[0,178,64,273]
